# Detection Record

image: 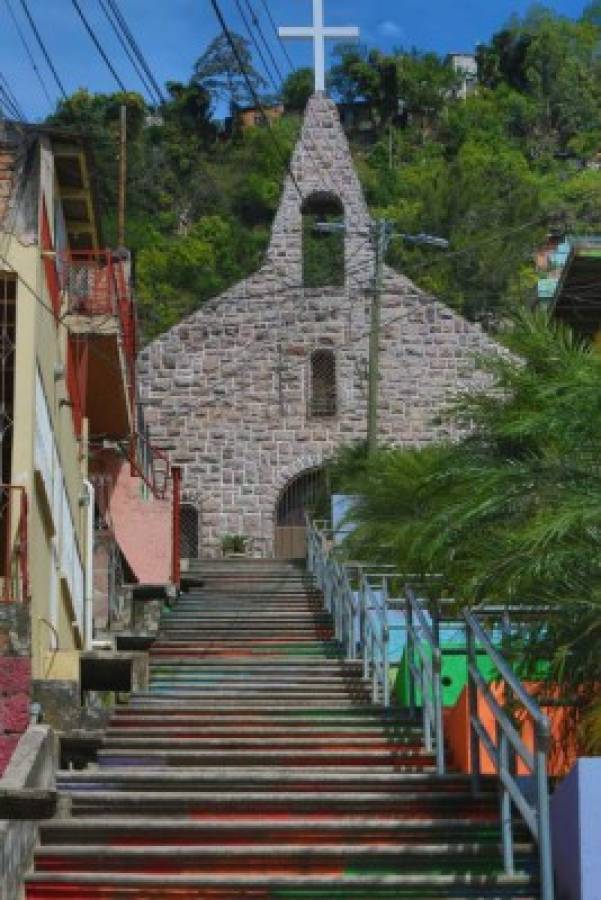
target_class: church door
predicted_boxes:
[274,468,326,559]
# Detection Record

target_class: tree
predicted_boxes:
[334,312,601,746]
[163,80,215,140]
[192,33,266,110]
[281,68,314,112]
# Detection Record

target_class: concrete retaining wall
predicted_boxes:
[0,725,56,900]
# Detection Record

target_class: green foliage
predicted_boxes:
[281,68,314,112]
[46,8,601,340]
[333,312,601,732]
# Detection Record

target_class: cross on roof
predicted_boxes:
[279,0,360,93]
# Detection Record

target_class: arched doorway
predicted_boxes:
[274,468,327,559]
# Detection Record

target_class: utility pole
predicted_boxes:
[368,219,391,456]
[118,103,127,247]
[314,220,448,456]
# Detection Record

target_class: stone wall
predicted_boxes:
[139,95,502,557]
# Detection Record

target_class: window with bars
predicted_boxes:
[310,349,337,418]
[180,503,199,559]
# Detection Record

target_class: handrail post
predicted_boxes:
[498,722,515,875]
[432,647,445,775]
[467,625,481,794]
[371,632,377,704]
[535,718,554,900]
[383,622,390,708]
[406,595,416,719]
[361,575,369,680]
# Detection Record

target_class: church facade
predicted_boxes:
[138,95,500,558]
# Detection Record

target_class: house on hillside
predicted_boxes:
[0,121,178,771]
[537,234,601,342]
[227,102,285,135]
[447,51,478,100]
[139,94,503,561]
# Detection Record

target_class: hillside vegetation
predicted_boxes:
[48,3,601,341]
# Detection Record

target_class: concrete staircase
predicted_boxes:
[26,560,539,897]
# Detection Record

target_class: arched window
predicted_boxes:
[179,504,199,559]
[302,192,345,288]
[310,349,337,418]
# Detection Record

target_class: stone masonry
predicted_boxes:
[139,94,502,557]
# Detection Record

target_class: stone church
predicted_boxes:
[138,95,499,558]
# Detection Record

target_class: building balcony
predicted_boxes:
[61,250,136,441]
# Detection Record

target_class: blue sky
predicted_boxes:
[0,0,592,121]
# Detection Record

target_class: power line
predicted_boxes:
[70,0,127,93]
[96,0,156,102]
[0,72,25,121]
[3,0,54,109]
[257,0,294,70]
[18,0,67,100]
[233,0,280,93]
[105,0,165,104]
[209,0,303,199]
[0,79,24,121]
[242,0,285,86]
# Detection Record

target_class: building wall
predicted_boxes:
[1,135,89,679]
[139,95,502,557]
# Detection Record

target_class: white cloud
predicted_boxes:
[378,20,403,39]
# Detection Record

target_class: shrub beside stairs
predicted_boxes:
[25,560,539,898]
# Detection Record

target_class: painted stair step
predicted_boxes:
[146,675,365,685]
[24,871,538,894]
[62,793,500,817]
[143,693,369,700]
[32,841,536,875]
[103,734,426,747]
[96,754,437,770]
[56,766,476,784]
[38,815,528,846]
[112,710,419,722]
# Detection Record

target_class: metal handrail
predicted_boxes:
[464,609,553,900]
[359,569,389,706]
[405,586,445,775]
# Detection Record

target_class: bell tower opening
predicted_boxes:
[302,192,345,288]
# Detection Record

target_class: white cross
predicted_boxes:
[279,0,360,93]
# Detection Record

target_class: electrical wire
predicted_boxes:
[70,0,127,93]
[209,0,303,199]
[258,0,294,70]
[233,0,280,93]
[0,71,26,121]
[0,90,21,122]
[105,0,165,104]
[96,0,156,102]
[242,0,285,86]
[3,0,54,109]
[18,0,67,100]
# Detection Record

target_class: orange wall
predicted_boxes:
[445,682,580,778]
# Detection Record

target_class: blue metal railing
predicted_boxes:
[306,517,554,898]
[465,610,553,900]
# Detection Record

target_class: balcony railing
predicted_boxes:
[0,485,29,603]
[61,250,137,418]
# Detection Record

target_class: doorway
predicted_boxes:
[274,468,326,559]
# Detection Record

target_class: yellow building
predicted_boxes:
[0,121,136,683]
